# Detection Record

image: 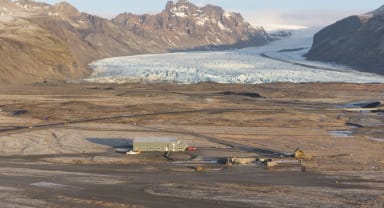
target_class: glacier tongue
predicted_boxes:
[87,28,384,84]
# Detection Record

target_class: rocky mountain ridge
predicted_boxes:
[307,5,384,75]
[113,0,268,50]
[0,0,269,84]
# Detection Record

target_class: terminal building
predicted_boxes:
[133,137,188,152]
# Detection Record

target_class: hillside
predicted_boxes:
[306,6,384,75]
[0,0,269,84]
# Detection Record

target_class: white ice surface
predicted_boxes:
[87,28,384,84]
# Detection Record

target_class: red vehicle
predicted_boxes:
[186,146,197,151]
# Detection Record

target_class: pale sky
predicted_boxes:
[38,0,384,30]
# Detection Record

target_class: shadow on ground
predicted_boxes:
[87,138,133,148]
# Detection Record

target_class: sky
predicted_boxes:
[38,0,384,30]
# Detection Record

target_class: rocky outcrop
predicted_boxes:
[0,0,269,84]
[307,6,384,75]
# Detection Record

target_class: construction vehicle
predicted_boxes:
[226,148,312,169]
[294,149,312,160]
[283,148,312,160]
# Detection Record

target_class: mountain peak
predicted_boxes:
[178,0,190,3]
[166,0,191,6]
[53,1,80,16]
[165,0,192,9]
[166,0,198,17]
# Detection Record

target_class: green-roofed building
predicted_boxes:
[133,137,188,152]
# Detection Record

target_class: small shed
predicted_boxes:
[133,137,188,152]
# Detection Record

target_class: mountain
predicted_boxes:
[306,6,384,75]
[0,0,269,84]
[0,0,84,83]
[0,0,162,84]
[112,0,269,50]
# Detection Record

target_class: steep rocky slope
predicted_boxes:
[0,0,269,84]
[307,6,384,75]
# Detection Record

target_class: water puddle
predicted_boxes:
[342,100,381,108]
[30,182,71,189]
[329,130,353,137]
[368,138,384,142]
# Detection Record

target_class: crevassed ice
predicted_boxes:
[87,28,384,84]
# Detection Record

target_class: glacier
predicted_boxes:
[87,28,384,84]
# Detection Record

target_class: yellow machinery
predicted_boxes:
[294,149,312,160]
